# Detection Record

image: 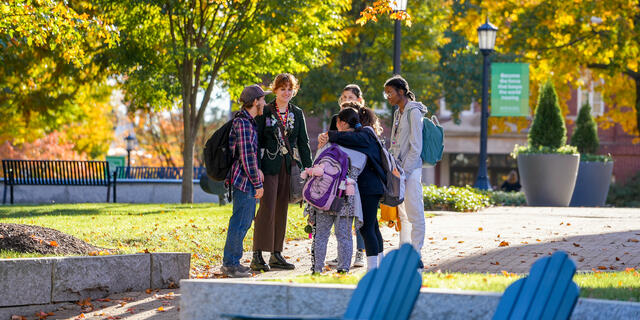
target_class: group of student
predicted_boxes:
[221,73,427,278]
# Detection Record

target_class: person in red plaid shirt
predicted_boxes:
[221,84,269,278]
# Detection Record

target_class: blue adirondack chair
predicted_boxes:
[222,243,422,320]
[493,251,580,320]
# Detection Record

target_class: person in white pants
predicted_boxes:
[384,75,426,268]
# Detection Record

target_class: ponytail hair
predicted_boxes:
[358,107,383,136]
[337,107,360,129]
[384,75,415,101]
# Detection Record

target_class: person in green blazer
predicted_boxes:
[251,73,313,271]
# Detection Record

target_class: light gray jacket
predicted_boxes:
[390,101,427,173]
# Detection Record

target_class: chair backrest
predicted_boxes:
[343,244,422,320]
[493,251,580,320]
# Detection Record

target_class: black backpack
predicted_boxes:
[204,113,242,181]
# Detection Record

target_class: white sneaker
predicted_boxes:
[352,251,365,268]
[327,258,338,266]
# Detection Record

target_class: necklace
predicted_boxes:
[276,105,289,131]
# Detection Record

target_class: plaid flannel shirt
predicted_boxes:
[228,110,263,192]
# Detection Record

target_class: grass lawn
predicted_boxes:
[284,269,640,302]
[0,203,308,276]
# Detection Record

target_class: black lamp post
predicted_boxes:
[391,0,408,74]
[473,17,498,190]
[125,133,136,169]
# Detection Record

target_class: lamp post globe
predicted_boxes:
[124,133,136,169]
[477,18,498,52]
[473,17,498,190]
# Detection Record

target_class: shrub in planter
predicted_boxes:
[513,80,579,206]
[569,103,614,206]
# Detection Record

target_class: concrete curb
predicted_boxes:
[179,280,640,320]
[0,252,189,317]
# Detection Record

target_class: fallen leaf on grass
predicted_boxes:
[458,240,464,244]
[478,227,483,231]
[445,274,454,279]
[75,314,85,319]
[498,241,509,247]
[628,239,639,243]
[573,243,580,247]
[48,241,58,247]
[145,289,152,294]
[157,307,166,312]
[490,261,500,265]
[597,266,607,270]
[442,237,447,240]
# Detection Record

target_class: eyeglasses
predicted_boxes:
[383,91,394,99]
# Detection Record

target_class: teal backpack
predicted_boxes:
[408,109,444,166]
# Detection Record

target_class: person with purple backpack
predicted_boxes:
[305,107,367,274]
[318,107,387,271]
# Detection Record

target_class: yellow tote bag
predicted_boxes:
[379,204,401,231]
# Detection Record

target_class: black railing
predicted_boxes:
[114,166,206,180]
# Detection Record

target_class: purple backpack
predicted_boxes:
[303,144,350,211]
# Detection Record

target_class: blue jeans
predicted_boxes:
[223,185,256,267]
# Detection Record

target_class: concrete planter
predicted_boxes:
[0,252,190,318]
[180,280,640,320]
[570,161,614,207]
[517,153,580,206]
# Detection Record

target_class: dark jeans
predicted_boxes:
[223,185,256,267]
[359,194,384,257]
[356,230,365,251]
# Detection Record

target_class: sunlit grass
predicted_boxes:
[0,203,307,276]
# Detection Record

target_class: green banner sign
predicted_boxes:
[106,156,125,175]
[491,63,529,117]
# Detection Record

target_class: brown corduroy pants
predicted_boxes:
[253,159,290,252]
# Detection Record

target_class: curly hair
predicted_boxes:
[358,107,383,136]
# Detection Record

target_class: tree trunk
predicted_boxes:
[181,62,194,203]
[181,129,194,203]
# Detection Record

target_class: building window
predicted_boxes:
[577,82,605,116]
[449,153,518,188]
[439,97,474,118]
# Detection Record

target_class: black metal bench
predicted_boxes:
[112,166,227,204]
[2,159,111,204]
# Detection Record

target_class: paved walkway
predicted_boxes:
[12,207,639,319]
[243,206,640,278]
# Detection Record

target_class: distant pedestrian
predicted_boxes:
[251,73,313,271]
[500,170,521,192]
[221,84,268,278]
[385,75,427,268]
